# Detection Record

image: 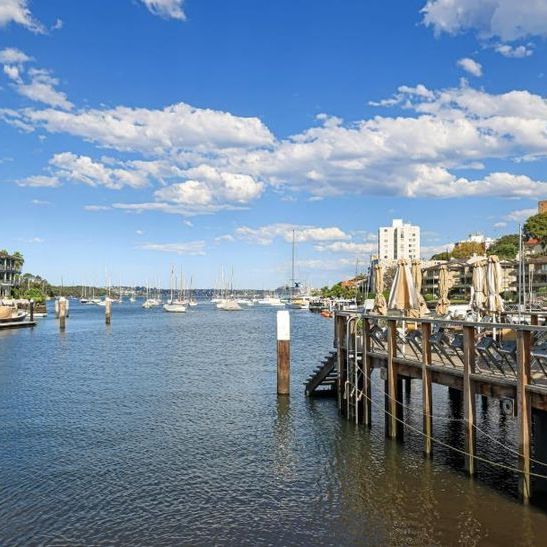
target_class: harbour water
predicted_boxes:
[2,302,547,545]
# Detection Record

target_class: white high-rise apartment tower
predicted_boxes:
[377,219,420,262]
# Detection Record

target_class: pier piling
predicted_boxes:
[29,299,34,322]
[277,310,290,396]
[422,322,433,457]
[105,299,112,325]
[59,297,67,330]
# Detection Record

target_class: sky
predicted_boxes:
[0,0,545,288]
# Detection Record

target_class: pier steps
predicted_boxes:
[304,351,337,397]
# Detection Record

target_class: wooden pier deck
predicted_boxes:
[326,311,547,502]
[0,320,37,330]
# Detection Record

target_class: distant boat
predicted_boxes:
[217,299,242,311]
[163,302,187,313]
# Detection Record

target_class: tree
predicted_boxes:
[487,234,519,260]
[451,241,485,259]
[524,213,547,249]
[431,251,451,261]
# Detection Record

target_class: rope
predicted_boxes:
[359,388,547,481]
[373,380,547,470]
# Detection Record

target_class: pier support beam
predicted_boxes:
[276,310,290,396]
[336,315,347,417]
[517,330,532,502]
[363,319,372,427]
[386,320,402,439]
[29,299,34,322]
[463,325,476,476]
[422,322,433,457]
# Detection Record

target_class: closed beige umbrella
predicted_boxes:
[485,255,504,316]
[435,264,450,316]
[469,257,486,313]
[412,259,429,316]
[388,259,419,314]
[372,263,387,315]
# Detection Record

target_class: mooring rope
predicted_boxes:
[359,388,547,481]
[371,382,547,470]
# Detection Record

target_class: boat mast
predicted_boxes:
[291,229,295,301]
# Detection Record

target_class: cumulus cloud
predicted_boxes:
[51,152,149,189]
[140,0,186,20]
[4,102,273,153]
[0,51,72,110]
[17,175,60,187]
[139,241,206,255]
[0,0,44,33]
[422,0,547,41]
[0,47,32,64]
[457,57,483,77]
[232,224,350,245]
[495,43,533,58]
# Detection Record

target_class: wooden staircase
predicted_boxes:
[304,351,337,397]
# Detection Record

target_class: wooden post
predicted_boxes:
[405,378,412,395]
[422,321,433,457]
[363,318,372,427]
[386,320,400,439]
[531,314,539,327]
[105,299,112,325]
[59,297,66,330]
[517,329,532,502]
[54,298,59,318]
[276,310,290,396]
[463,325,476,475]
[336,315,347,416]
[29,299,34,322]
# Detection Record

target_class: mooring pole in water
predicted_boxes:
[517,329,532,502]
[105,299,112,325]
[463,325,476,476]
[54,298,59,318]
[277,310,290,396]
[422,321,433,457]
[29,299,34,322]
[59,297,67,330]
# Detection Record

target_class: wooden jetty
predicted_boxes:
[0,320,36,330]
[306,311,547,503]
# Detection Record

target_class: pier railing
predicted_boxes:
[334,311,547,502]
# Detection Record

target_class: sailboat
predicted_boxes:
[163,268,186,312]
[287,229,309,310]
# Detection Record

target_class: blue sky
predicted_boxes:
[0,0,545,288]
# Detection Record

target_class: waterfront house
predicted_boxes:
[0,251,23,297]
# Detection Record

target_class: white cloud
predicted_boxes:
[15,68,73,110]
[84,205,111,211]
[17,175,60,187]
[494,221,508,228]
[495,43,533,58]
[457,57,483,77]
[30,199,50,205]
[8,102,273,153]
[233,224,350,245]
[51,153,149,189]
[140,0,186,20]
[139,241,206,255]
[136,229,144,235]
[314,241,377,254]
[0,47,32,64]
[504,207,537,222]
[422,0,547,41]
[0,0,44,33]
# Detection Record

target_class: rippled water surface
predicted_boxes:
[2,301,547,545]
